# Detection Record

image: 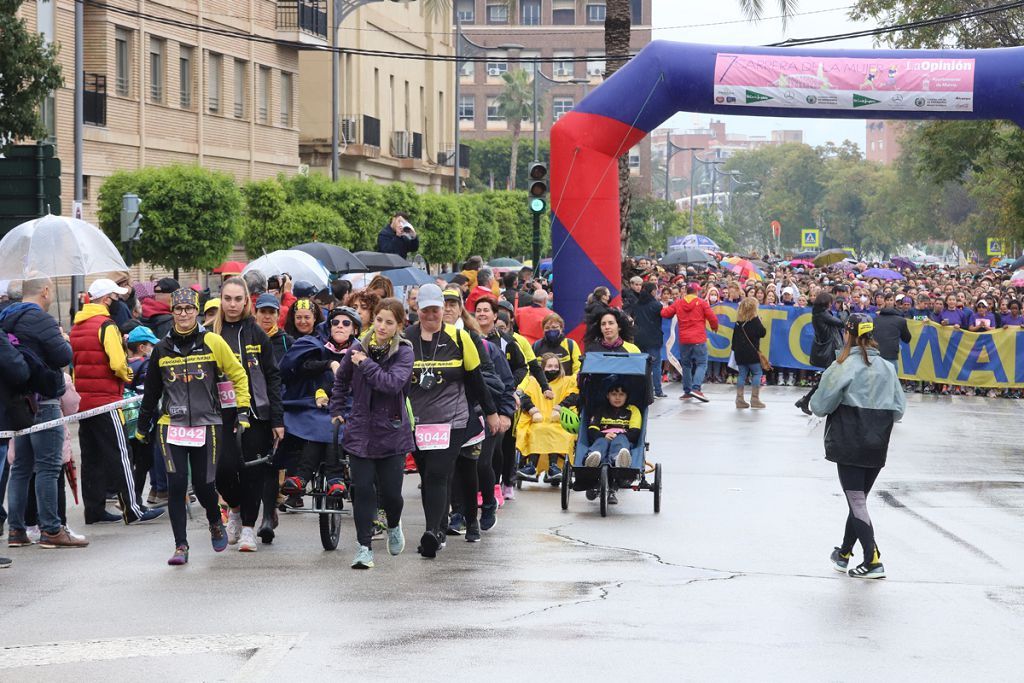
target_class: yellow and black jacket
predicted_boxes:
[137,325,250,431]
[586,403,642,447]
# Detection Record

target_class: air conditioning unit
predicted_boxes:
[487,66,502,77]
[392,130,410,158]
[554,66,572,78]
[340,117,357,143]
[587,63,603,76]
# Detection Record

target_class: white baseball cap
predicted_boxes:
[417,283,444,309]
[88,278,130,299]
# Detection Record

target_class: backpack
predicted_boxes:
[4,332,62,430]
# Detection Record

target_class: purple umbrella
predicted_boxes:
[861,267,905,281]
[830,261,855,271]
[890,256,916,270]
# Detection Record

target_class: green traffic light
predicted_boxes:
[530,197,546,213]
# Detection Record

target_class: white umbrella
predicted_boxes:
[0,214,129,280]
[244,250,330,290]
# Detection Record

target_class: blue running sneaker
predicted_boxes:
[210,523,228,552]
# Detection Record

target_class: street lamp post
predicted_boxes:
[664,140,699,204]
[332,0,417,181]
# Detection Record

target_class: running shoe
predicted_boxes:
[830,547,852,573]
[326,479,346,497]
[0,557,11,569]
[480,503,497,531]
[404,454,418,474]
[501,484,516,501]
[7,529,33,547]
[607,490,618,505]
[848,562,886,579]
[210,523,228,552]
[546,464,563,483]
[517,463,537,478]
[614,448,632,469]
[167,545,189,566]
[584,451,601,468]
[283,494,304,510]
[134,508,166,523]
[387,523,405,555]
[352,545,375,569]
[493,484,505,507]
[690,390,709,403]
[465,521,481,543]
[418,531,441,558]
[373,509,387,538]
[654,392,667,398]
[85,511,121,524]
[281,476,306,495]
[257,516,275,544]
[446,513,466,536]
[238,527,258,552]
[226,510,242,545]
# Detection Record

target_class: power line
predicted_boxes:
[78,0,1024,64]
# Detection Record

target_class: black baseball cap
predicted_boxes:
[154,277,180,294]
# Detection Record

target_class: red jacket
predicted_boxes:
[661,295,719,345]
[465,285,493,313]
[515,305,549,344]
[70,305,128,411]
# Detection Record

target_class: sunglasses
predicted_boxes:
[331,318,353,328]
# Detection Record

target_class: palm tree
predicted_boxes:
[495,68,537,189]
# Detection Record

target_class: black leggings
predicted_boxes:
[411,428,466,535]
[496,430,517,486]
[215,419,273,527]
[837,464,882,564]
[476,434,498,508]
[159,425,222,548]
[349,453,404,548]
[294,440,345,483]
[449,447,481,524]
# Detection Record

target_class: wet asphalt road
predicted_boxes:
[2,385,1023,681]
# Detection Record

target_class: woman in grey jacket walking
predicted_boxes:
[810,312,905,579]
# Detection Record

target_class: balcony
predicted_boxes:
[83,73,107,127]
[276,0,328,45]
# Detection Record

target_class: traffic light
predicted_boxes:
[528,162,547,213]
[120,193,142,242]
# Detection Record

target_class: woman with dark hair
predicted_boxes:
[330,298,413,569]
[283,298,324,339]
[584,286,613,326]
[584,309,641,354]
[626,281,667,397]
[347,290,381,329]
[810,312,905,579]
[795,291,846,415]
[366,275,395,300]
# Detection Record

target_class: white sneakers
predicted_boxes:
[238,527,258,552]
[615,448,632,468]
[585,452,601,467]
[226,510,242,545]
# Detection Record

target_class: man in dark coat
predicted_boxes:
[377,212,420,259]
[873,301,912,367]
[627,281,667,397]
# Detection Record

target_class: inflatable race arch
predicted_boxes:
[550,40,1024,338]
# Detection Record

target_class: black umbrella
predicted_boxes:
[353,251,412,271]
[1010,255,1024,272]
[292,242,367,273]
[660,248,710,267]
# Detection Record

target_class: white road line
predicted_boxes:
[0,633,307,673]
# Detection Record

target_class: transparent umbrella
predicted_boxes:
[0,214,129,280]
[243,250,331,290]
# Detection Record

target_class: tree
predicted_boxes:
[463,137,550,191]
[334,179,386,251]
[604,0,633,257]
[380,182,424,230]
[244,201,349,256]
[97,165,243,272]
[419,192,462,266]
[494,68,536,189]
[0,0,63,150]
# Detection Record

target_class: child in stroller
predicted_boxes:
[583,381,641,503]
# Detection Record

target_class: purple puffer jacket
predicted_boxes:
[329,333,414,458]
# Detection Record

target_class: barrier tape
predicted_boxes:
[0,396,143,439]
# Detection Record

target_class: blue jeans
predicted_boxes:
[737,363,763,387]
[8,402,64,534]
[678,343,708,393]
[643,346,664,396]
[0,440,8,528]
[585,433,633,467]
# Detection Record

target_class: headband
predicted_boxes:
[294,299,313,311]
[171,288,199,309]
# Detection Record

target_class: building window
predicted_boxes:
[586,2,606,23]
[631,0,642,23]
[149,37,165,103]
[458,94,475,122]
[486,96,503,123]
[552,97,574,120]
[280,72,292,126]
[258,66,270,123]
[179,46,193,108]
[486,3,508,24]
[486,55,508,79]
[520,0,540,25]
[115,27,130,96]
[552,0,575,25]
[459,60,475,80]
[553,51,574,79]
[234,60,247,118]
[520,50,540,77]
[455,0,474,23]
[208,52,222,113]
[586,50,605,77]
[628,146,641,168]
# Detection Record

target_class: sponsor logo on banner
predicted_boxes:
[853,93,880,108]
[746,90,772,104]
[701,304,1024,388]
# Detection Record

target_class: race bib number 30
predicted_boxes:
[217,381,237,408]
[167,425,206,447]
[415,423,452,451]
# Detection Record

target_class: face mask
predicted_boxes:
[544,329,562,342]
[544,369,561,381]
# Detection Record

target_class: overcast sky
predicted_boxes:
[652,0,877,149]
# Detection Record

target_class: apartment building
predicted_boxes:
[297,2,461,191]
[18,0,311,223]
[865,120,906,165]
[455,0,653,191]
